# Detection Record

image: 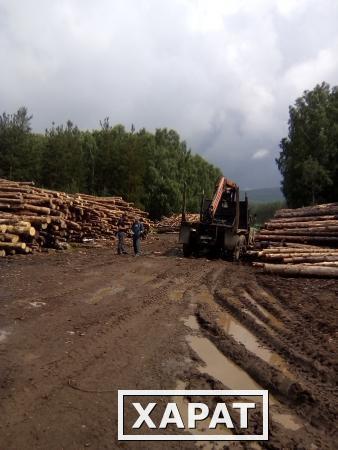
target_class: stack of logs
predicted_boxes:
[252,203,338,277]
[0,178,151,256]
[156,213,200,233]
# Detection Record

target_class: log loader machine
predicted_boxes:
[179,176,253,260]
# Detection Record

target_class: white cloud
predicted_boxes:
[0,0,337,188]
[252,149,271,160]
[283,42,338,94]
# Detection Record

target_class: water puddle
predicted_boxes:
[169,288,186,301]
[29,301,46,308]
[184,312,302,436]
[258,288,284,310]
[121,272,155,285]
[192,288,215,306]
[217,311,291,377]
[187,287,291,377]
[243,308,272,330]
[186,331,303,432]
[174,380,231,449]
[0,329,10,343]
[88,285,125,304]
[23,352,40,362]
[272,412,303,431]
[184,315,200,330]
[242,291,284,329]
[187,334,262,391]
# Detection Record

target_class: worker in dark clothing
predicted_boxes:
[131,217,144,256]
[117,214,128,255]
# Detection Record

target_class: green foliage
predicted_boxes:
[249,201,286,227]
[0,107,36,180]
[0,108,221,219]
[41,121,85,192]
[276,82,338,207]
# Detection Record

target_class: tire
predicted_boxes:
[232,235,246,262]
[183,243,193,257]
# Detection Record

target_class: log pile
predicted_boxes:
[252,203,338,277]
[156,213,200,233]
[256,203,338,245]
[0,179,151,255]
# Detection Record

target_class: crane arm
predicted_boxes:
[209,176,237,217]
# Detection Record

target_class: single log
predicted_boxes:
[253,262,338,278]
[0,233,20,243]
[16,216,51,225]
[256,234,338,243]
[284,242,324,249]
[266,220,338,229]
[0,241,26,250]
[0,192,23,199]
[24,193,49,200]
[282,255,338,264]
[268,215,338,224]
[23,198,56,208]
[15,204,51,215]
[4,225,35,236]
[0,219,31,226]
[0,186,31,192]
[309,262,338,267]
[13,181,35,186]
[260,247,338,254]
[0,198,23,204]
[259,228,338,236]
[260,253,338,262]
[275,203,338,219]
[0,249,5,257]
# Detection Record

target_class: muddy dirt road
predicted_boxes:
[0,234,337,449]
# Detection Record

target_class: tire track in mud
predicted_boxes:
[0,254,211,449]
[242,284,336,383]
[180,266,335,449]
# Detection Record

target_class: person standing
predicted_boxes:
[131,217,144,256]
[117,214,128,255]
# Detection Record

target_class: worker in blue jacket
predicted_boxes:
[131,217,144,256]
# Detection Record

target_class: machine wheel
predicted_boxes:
[232,235,246,262]
[183,243,193,257]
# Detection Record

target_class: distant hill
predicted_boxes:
[244,187,285,203]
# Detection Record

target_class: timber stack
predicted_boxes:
[0,178,151,255]
[156,213,200,233]
[251,202,338,278]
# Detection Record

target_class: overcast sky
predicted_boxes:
[1,0,338,189]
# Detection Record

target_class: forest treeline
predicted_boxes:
[0,108,221,219]
[277,82,338,207]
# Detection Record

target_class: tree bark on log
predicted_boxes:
[259,247,338,254]
[0,233,20,243]
[275,203,338,219]
[253,262,338,278]
[4,225,35,236]
[256,234,338,243]
[268,214,338,224]
[266,220,338,229]
[0,178,153,254]
[0,241,26,250]
[282,255,338,263]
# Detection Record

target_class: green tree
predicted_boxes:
[41,121,85,192]
[277,82,338,207]
[0,106,35,180]
[0,108,223,219]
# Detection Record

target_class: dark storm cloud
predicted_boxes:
[1,0,338,188]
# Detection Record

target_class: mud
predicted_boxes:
[0,234,337,449]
